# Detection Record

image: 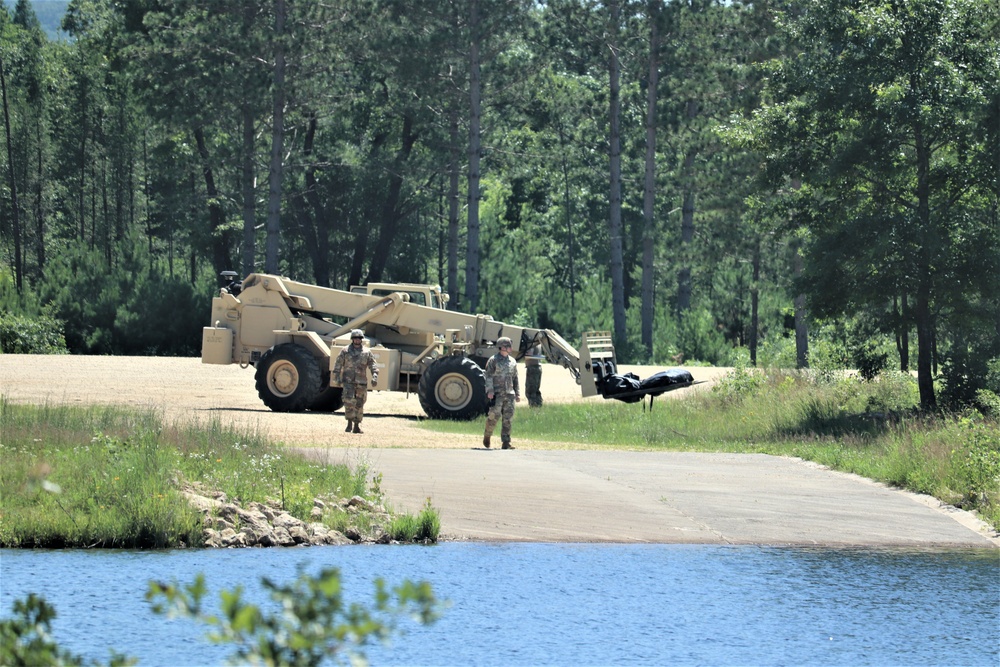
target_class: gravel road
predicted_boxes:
[3,354,996,547]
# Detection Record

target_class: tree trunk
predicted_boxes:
[114,103,126,247]
[895,293,910,371]
[608,0,627,344]
[368,113,418,281]
[448,109,460,309]
[558,123,576,331]
[300,113,331,286]
[77,71,87,243]
[265,0,286,274]
[0,52,23,290]
[34,112,44,276]
[241,102,257,276]
[193,127,231,276]
[914,122,936,410]
[794,246,808,369]
[676,100,699,314]
[348,219,368,288]
[142,132,151,262]
[465,0,483,313]
[641,1,661,359]
[101,155,110,265]
[915,283,935,410]
[750,239,760,366]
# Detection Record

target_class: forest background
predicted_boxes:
[1,0,997,412]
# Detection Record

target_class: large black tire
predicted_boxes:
[417,356,489,420]
[255,344,322,412]
[309,378,344,413]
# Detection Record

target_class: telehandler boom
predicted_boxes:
[201,273,620,419]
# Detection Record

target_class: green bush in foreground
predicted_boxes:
[0,594,134,667]
[1,568,441,667]
[0,399,439,547]
[148,567,440,666]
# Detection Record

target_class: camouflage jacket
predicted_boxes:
[333,344,378,387]
[484,353,519,396]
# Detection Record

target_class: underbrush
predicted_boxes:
[0,398,439,547]
[426,367,1000,531]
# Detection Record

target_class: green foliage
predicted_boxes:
[147,567,440,667]
[0,401,433,547]
[417,496,441,542]
[0,269,40,315]
[173,417,369,514]
[711,361,767,403]
[731,0,1000,410]
[2,565,440,667]
[0,312,68,354]
[1,594,135,667]
[34,238,210,355]
[862,371,921,415]
[387,498,439,543]
[951,417,1000,511]
[674,308,736,366]
[0,404,203,548]
[0,0,996,399]
[939,331,1000,410]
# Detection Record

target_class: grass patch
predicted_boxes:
[0,398,439,547]
[421,368,1000,531]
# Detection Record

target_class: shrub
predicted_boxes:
[0,594,134,667]
[0,312,68,354]
[864,371,920,414]
[2,568,440,667]
[952,418,1000,509]
[417,498,441,542]
[388,514,419,542]
[712,361,766,402]
[148,568,440,666]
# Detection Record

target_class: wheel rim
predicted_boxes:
[267,360,299,397]
[435,372,474,411]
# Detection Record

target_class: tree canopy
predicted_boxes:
[1,0,997,410]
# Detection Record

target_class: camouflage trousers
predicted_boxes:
[342,383,369,422]
[525,365,542,407]
[484,394,516,444]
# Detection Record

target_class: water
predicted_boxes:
[2,544,998,666]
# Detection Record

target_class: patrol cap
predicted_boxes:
[497,337,512,348]
[350,329,365,339]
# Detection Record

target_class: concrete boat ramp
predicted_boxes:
[301,448,999,548]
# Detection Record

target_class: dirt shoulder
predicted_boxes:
[3,355,996,547]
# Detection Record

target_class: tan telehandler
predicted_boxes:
[201,272,620,419]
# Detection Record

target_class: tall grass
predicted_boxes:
[0,400,200,548]
[425,368,1000,530]
[0,398,437,548]
[388,498,441,543]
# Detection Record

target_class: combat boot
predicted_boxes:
[483,436,491,449]
[353,422,363,434]
[501,442,515,450]
[345,421,353,433]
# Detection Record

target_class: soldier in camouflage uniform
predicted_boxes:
[483,337,520,449]
[524,343,543,407]
[332,329,378,434]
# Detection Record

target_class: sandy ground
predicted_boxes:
[0,354,726,448]
[2,355,996,547]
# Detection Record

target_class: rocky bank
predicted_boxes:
[182,484,393,548]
